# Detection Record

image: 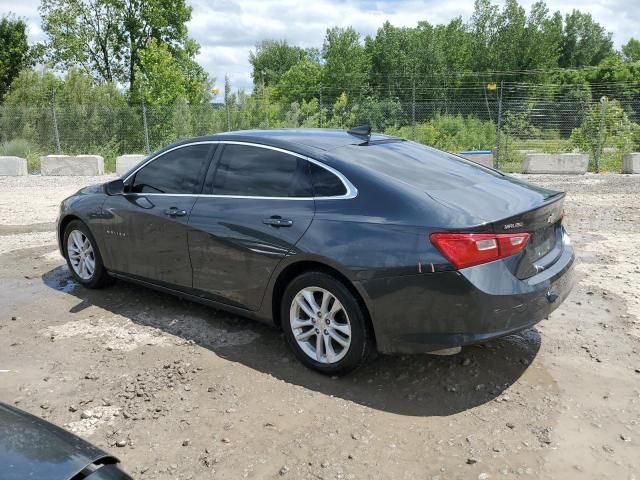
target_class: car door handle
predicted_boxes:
[263,216,293,227]
[164,207,187,217]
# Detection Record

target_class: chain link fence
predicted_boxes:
[1,82,639,173]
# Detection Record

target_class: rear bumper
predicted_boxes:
[357,234,575,354]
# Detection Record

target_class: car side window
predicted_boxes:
[130,144,212,194]
[310,163,347,197]
[211,144,312,197]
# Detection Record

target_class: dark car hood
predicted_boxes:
[78,183,106,195]
[0,402,118,480]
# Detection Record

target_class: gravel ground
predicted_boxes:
[0,173,639,480]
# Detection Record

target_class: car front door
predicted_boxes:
[101,143,215,288]
[188,143,316,310]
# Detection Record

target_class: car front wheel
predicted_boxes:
[63,220,112,288]
[281,272,374,375]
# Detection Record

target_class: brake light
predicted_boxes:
[430,232,530,269]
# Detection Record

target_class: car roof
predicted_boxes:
[185,128,397,152]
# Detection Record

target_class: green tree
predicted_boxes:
[469,0,561,73]
[570,98,638,167]
[322,27,370,101]
[249,40,307,87]
[584,55,640,107]
[622,38,640,63]
[325,92,357,128]
[274,58,322,105]
[468,0,501,71]
[559,10,613,68]
[39,0,202,95]
[366,21,421,101]
[0,69,134,155]
[132,39,210,106]
[0,15,31,100]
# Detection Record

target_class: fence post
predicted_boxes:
[495,80,504,169]
[50,89,62,154]
[224,74,232,131]
[319,84,323,128]
[595,96,607,173]
[261,72,269,128]
[51,105,61,154]
[142,101,150,154]
[411,78,416,141]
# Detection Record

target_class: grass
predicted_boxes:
[0,139,44,173]
[496,137,627,173]
[0,138,36,157]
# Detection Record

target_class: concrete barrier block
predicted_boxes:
[622,153,640,174]
[522,153,588,174]
[41,155,104,176]
[0,156,28,176]
[116,154,146,176]
[457,150,494,168]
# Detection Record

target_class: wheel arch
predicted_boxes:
[270,259,377,348]
[58,214,83,258]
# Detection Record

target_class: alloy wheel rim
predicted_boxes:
[67,230,96,280]
[290,287,352,364]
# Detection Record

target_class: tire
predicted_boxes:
[281,271,374,375]
[63,219,113,289]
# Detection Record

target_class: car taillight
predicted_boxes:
[430,232,530,269]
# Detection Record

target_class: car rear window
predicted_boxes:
[211,144,312,197]
[336,141,504,191]
[310,163,346,197]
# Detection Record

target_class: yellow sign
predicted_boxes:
[487,83,497,91]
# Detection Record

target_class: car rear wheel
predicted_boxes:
[281,272,374,375]
[63,220,112,288]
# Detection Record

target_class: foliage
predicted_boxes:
[38,0,205,96]
[249,40,308,86]
[0,138,43,172]
[386,115,496,152]
[0,138,37,157]
[350,96,405,131]
[622,38,640,63]
[0,69,139,155]
[559,10,614,68]
[469,0,563,72]
[283,99,321,128]
[0,15,31,100]
[274,59,323,105]
[570,98,639,169]
[501,108,540,139]
[322,27,369,101]
[132,39,210,105]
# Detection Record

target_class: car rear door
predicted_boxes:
[101,143,215,288]
[188,143,316,310]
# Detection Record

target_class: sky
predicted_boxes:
[2,0,638,98]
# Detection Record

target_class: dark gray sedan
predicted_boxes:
[57,127,575,374]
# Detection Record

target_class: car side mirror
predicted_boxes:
[105,179,124,196]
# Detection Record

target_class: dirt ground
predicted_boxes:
[0,173,639,480]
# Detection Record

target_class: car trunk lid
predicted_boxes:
[490,194,565,278]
